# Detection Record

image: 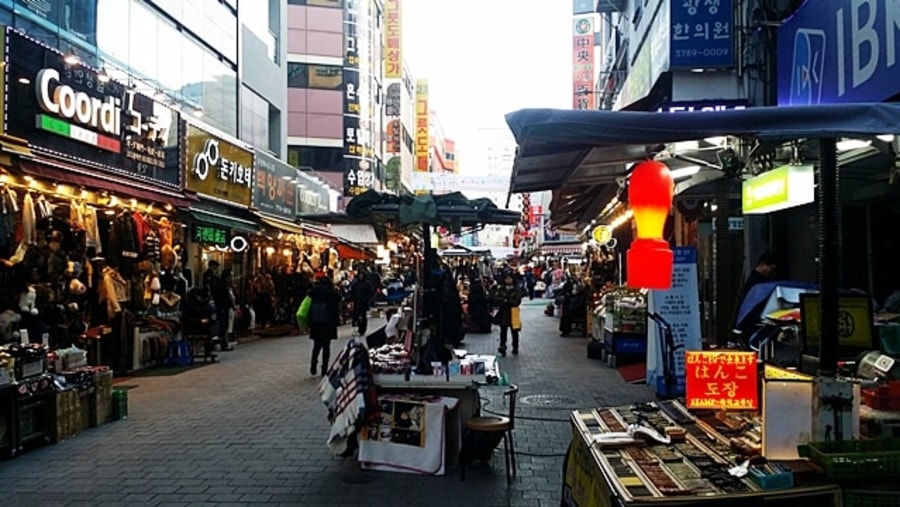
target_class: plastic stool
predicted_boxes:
[167,340,191,366]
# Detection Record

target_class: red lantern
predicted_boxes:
[626,160,674,289]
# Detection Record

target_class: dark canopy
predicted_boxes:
[505,102,900,229]
[300,189,521,228]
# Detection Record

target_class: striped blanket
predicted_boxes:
[319,338,377,457]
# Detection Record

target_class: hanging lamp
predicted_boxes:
[626,160,674,289]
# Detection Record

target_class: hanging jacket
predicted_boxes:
[99,266,127,320]
[83,205,101,253]
[21,192,35,245]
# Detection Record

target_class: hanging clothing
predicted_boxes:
[99,265,128,320]
[132,212,150,253]
[69,199,86,231]
[157,217,173,248]
[35,195,52,219]
[21,192,36,245]
[83,205,101,253]
[143,230,161,263]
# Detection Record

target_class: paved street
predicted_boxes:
[0,300,654,507]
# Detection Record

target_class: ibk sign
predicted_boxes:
[2,27,179,188]
[777,0,900,105]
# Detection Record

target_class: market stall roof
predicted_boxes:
[301,189,521,228]
[330,223,378,245]
[256,214,305,236]
[506,103,900,228]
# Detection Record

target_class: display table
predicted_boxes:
[359,394,458,475]
[562,402,841,507]
[372,354,499,467]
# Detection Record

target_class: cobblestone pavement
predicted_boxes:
[0,300,654,507]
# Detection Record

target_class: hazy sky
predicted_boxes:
[402,0,572,171]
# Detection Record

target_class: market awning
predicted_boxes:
[336,242,374,260]
[506,103,900,228]
[301,222,337,241]
[187,202,259,234]
[257,214,305,236]
[17,157,194,208]
[538,243,583,256]
[302,190,521,228]
[330,223,378,245]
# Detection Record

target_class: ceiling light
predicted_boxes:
[63,52,81,65]
[97,68,110,83]
[704,136,727,146]
[672,140,700,152]
[669,165,701,179]
[836,139,872,152]
[17,77,30,85]
[282,175,292,181]
[192,108,204,118]
[876,134,895,142]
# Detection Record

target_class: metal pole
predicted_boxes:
[714,179,732,347]
[818,138,839,377]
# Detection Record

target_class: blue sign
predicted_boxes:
[777,0,900,105]
[673,246,697,264]
[670,0,734,68]
[572,0,594,14]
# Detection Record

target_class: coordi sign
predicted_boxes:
[4,28,179,188]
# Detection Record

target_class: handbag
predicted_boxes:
[296,295,312,328]
[510,306,522,331]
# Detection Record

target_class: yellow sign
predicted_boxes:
[764,364,813,381]
[563,431,614,507]
[415,79,429,172]
[184,123,254,206]
[384,0,402,79]
[591,225,611,244]
[801,294,874,348]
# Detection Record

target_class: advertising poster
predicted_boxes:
[342,0,374,196]
[645,247,703,393]
[384,0,402,78]
[183,122,254,206]
[415,79,429,172]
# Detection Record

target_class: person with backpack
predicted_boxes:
[307,272,342,376]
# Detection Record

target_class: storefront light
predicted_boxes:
[282,248,292,257]
[0,174,8,184]
[626,160,674,290]
[265,246,275,255]
[835,139,871,152]
[877,134,895,143]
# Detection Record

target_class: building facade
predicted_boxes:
[285,0,386,198]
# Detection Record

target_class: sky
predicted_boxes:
[402,0,572,173]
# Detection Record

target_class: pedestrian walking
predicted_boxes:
[307,272,342,376]
[491,273,523,356]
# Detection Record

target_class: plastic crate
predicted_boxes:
[805,439,900,480]
[747,466,794,490]
[844,489,900,507]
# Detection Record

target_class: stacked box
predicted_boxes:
[89,371,114,427]
[51,390,81,443]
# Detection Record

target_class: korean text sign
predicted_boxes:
[383,0,401,78]
[685,351,758,410]
[183,123,254,206]
[572,17,595,110]
[253,151,297,220]
[670,0,733,68]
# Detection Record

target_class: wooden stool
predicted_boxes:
[460,385,518,485]
[185,334,217,364]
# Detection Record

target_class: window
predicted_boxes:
[288,146,344,171]
[241,86,270,152]
[288,0,343,7]
[287,63,343,90]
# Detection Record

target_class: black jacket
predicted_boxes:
[308,280,342,341]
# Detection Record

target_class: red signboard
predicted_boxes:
[685,351,758,410]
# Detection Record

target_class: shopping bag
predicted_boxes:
[296,295,312,328]
[510,306,522,331]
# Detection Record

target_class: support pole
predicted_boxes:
[714,178,732,347]
[817,138,839,377]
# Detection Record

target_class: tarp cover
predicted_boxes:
[507,102,900,149]
[329,189,521,227]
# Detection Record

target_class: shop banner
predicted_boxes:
[645,246,702,394]
[572,17,595,110]
[670,0,733,69]
[183,121,254,206]
[296,170,330,215]
[685,350,758,410]
[2,27,180,188]
[342,0,375,197]
[415,79,429,172]
[384,0,402,79]
[253,151,297,220]
[777,0,900,105]
[385,82,401,117]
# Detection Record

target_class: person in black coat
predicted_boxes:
[308,273,342,376]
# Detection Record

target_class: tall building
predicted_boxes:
[428,110,456,174]
[383,61,416,193]
[285,0,386,198]
[0,0,287,156]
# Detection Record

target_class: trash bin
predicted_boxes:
[112,389,128,420]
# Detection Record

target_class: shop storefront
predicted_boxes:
[181,120,257,292]
[0,27,193,456]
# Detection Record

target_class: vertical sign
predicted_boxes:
[645,246,703,394]
[342,0,373,196]
[415,79,429,172]
[670,0,733,69]
[384,0,402,79]
[572,17,595,110]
